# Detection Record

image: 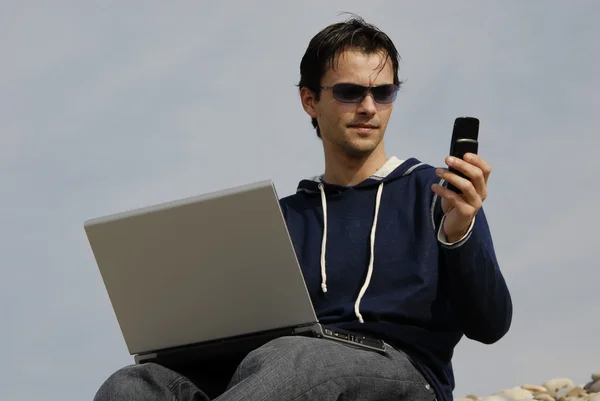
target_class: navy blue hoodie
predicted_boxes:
[279,156,512,401]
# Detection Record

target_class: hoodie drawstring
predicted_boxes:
[318,183,328,293]
[317,182,384,323]
[355,182,384,323]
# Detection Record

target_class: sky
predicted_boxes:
[1,1,599,400]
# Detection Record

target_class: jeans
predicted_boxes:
[94,336,436,401]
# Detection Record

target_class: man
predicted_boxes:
[94,16,512,401]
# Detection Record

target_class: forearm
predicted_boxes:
[439,210,513,344]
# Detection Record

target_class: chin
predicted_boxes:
[342,138,381,158]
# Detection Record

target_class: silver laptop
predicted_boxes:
[84,180,385,367]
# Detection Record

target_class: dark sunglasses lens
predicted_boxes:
[372,85,398,103]
[331,84,398,103]
[332,84,367,103]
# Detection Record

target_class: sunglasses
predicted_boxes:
[320,83,399,104]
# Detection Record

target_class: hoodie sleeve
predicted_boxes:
[434,202,513,344]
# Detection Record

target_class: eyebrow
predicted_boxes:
[325,82,395,87]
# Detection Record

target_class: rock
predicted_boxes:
[457,372,599,401]
[534,393,555,401]
[544,379,575,396]
[524,385,549,393]
[557,389,573,399]
[481,396,512,401]
[501,387,534,400]
[567,388,586,398]
[588,381,600,393]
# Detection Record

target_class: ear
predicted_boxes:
[300,87,318,119]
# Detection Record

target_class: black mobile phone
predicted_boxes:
[447,117,480,193]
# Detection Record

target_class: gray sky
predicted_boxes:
[1,1,599,400]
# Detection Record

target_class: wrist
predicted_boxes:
[438,215,476,248]
[446,227,469,243]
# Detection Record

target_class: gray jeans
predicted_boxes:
[94,336,436,401]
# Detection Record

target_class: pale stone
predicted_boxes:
[455,398,473,401]
[567,388,586,398]
[592,373,600,382]
[544,379,575,396]
[482,396,512,401]
[523,385,548,393]
[466,395,481,400]
[501,387,534,400]
[534,393,555,401]
[557,389,573,399]
[588,395,600,401]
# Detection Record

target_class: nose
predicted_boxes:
[356,93,377,117]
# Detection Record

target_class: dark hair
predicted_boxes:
[297,14,403,138]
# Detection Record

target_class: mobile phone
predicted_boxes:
[447,117,479,193]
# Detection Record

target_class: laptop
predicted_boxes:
[84,180,386,367]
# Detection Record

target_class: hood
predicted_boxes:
[296,156,429,194]
[294,156,432,323]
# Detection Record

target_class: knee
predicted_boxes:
[264,335,316,351]
[229,336,322,390]
[93,363,170,401]
[241,336,331,375]
[261,336,321,365]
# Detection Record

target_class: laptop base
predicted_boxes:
[135,326,300,366]
[135,323,387,368]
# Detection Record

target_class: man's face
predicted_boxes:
[302,49,395,158]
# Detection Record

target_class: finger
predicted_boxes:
[445,156,487,201]
[431,183,476,215]
[462,153,492,183]
[436,168,482,208]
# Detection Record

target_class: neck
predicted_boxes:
[322,143,388,186]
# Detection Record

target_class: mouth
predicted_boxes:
[348,123,378,134]
[348,123,378,129]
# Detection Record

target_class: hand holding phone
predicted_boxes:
[447,117,480,193]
